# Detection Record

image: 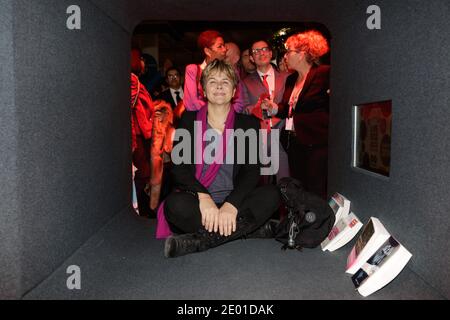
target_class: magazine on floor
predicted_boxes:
[321,212,363,252]
[328,192,351,226]
[346,217,391,274]
[351,236,412,297]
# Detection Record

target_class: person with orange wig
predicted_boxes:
[274,30,331,199]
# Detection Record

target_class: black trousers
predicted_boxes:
[164,185,281,234]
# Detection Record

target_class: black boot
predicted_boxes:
[247,219,279,239]
[164,210,257,258]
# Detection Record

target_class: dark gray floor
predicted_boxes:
[24,209,444,300]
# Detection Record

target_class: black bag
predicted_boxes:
[275,177,335,250]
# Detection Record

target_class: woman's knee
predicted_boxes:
[165,191,202,233]
[164,192,198,221]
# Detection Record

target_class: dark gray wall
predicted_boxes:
[1,0,133,298]
[0,0,21,300]
[1,0,449,299]
[327,0,450,298]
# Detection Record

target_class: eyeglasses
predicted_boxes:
[284,49,301,56]
[167,74,180,79]
[252,47,271,55]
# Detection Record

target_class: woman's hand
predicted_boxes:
[198,193,219,233]
[218,202,238,237]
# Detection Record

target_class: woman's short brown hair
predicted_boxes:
[201,59,238,91]
[285,30,329,65]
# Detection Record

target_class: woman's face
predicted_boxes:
[206,37,227,61]
[284,46,301,70]
[204,71,236,106]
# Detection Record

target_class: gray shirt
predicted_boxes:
[201,124,234,204]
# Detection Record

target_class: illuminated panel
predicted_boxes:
[353,100,392,177]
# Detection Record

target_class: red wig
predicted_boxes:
[197,30,223,53]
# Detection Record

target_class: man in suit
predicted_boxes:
[243,41,288,113]
[159,67,184,110]
[242,40,290,182]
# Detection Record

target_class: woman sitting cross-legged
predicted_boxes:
[162,60,281,258]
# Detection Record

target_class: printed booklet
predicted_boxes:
[321,212,363,252]
[346,217,391,274]
[328,192,351,226]
[351,236,412,297]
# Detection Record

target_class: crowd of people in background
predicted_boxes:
[130,29,330,257]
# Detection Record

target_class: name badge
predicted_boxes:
[285,117,294,131]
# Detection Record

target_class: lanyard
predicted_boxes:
[288,76,306,117]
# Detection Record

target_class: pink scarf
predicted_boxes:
[156,105,236,239]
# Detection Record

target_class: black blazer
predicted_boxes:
[278,65,330,146]
[159,89,178,110]
[171,111,261,209]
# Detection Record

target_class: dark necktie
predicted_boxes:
[175,91,182,104]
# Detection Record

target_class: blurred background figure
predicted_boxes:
[147,100,175,212]
[224,42,251,114]
[159,66,185,127]
[140,53,164,96]
[150,78,168,99]
[159,67,184,110]
[240,48,256,78]
[131,48,155,218]
[162,58,174,79]
[225,42,241,67]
